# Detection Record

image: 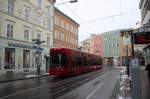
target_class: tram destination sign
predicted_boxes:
[133,32,150,44]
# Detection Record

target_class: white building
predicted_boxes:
[0,0,55,75]
[139,0,150,25]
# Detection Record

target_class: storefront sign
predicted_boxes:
[133,32,150,44]
[8,42,43,50]
[8,42,33,49]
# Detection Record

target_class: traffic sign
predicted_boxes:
[131,58,139,68]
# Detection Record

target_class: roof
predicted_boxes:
[54,7,80,26]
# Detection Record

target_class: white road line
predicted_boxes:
[86,81,104,99]
[85,70,113,99]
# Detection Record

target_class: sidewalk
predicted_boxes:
[0,72,49,83]
[140,66,150,99]
[112,66,150,99]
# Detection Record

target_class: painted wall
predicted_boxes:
[91,35,104,57]
[54,8,79,49]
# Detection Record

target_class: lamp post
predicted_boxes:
[120,31,131,76]
[32,39,45,77]
[120,30,141,99]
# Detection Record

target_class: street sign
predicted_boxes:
[131,58,139,68]
[133,32,150,44]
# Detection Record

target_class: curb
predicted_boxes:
[0,74,49,84]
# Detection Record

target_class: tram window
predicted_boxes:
[61,55,68,66]
[51,54,61,67]
[76,57,82,66]
[51,54,68,67]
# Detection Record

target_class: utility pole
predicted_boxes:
[120,29,141,99]
[120,31,130,76]
[33,39,45,77]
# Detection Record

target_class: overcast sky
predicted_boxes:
[55,0,141,42]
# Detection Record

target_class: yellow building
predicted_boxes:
[0,0,55,75]
[81,38,92,53]
[120,34,132,65]
[54,8,79,49]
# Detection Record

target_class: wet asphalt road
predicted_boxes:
[0,67,112,99]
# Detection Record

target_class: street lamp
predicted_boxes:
[55,0,78,6]
[70,0,78,3]
[120,31,131,77]
[32,39,45,77]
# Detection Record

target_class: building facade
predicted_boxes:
[80,34,104,57]
[0,0,55,75]
[90,34,104,57]
[139,0,150,25]
[139,0,150,64]
[119,32,132,65]
[54,8,79,49]
[103,30,121,66]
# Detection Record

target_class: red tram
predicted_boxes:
[49,48,103,77]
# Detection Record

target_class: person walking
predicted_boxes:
[145,60,150,85]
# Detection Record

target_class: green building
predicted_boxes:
[102,30,121,66]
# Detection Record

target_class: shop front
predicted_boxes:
[0,37,47,75]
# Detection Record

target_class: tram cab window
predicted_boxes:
[52,54,68,67]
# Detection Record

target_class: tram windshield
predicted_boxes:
[51,54,68,67]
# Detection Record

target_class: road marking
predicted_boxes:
[86,81,104,99]
[85,70,113,99]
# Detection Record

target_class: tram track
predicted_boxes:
[0,67,112,99]
[48,69,110,98]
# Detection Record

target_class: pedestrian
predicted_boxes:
[145,60,150,85]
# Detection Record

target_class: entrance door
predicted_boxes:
[46,57,50,72]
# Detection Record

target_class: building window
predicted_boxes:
[8,0,14,15]
[7,24,13,38]
[47,6,51,15]
[123,48,126,52]
[5,48,15,69]
[32,53,35,68]
[25,7,30,21]
[37,33,41,40]
[117,43,119,47]
[47,18,51,31]
[24,29,29,41]
[23,50,30,68]
[38,0,42,8]
[60,32,64,41]
[54,30,57,39]
[47,37,50,46]
[37,15,41,25]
